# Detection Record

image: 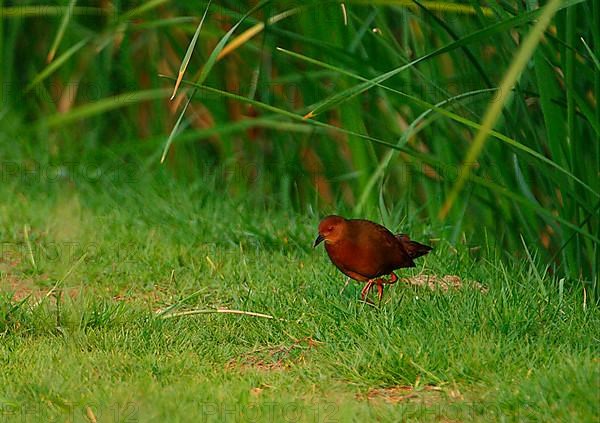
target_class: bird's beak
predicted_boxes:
[313,234,325,248]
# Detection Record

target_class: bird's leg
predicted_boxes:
[361,278,387,302]
[376,278,385,301]
[361,280,375,300]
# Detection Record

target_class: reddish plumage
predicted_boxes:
[314,215,432,301]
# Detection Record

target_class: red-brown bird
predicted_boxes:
[314,215,432,301]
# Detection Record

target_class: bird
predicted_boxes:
[314,215,432,302]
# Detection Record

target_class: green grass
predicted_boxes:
[1,174,597,422]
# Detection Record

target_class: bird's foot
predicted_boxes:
[383,272,398,284]
[375,278,384,301]
[360,280,374,301]
[361,278,386,302]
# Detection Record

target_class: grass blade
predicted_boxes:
[580,37,600,71]
[170,0,212,100]
[0,5,104,18]
[155,288,207,317]
[161,92,194,163]
[47,0,77,63]
[216,7,299,61]
[119,0,168,21]
[23,225,36,271]
[26,38,90,92]
[160,308,274,319]
[43,88,170,127]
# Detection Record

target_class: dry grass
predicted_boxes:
[361,384,464,406]
[400,274,487,292]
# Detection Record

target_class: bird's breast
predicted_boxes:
[325,239,384,279]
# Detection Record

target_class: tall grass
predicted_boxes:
[1,0,598,295]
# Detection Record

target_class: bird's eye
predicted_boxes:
[327,226,334,232]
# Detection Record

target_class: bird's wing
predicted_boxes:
[353,219,415,270]
[360,220,411,256]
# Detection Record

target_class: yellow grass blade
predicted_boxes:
[170,0,212,100]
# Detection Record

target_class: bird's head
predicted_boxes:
[314,215,347,247]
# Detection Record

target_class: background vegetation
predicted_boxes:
[1,0,598,289]
[0,0,599,421]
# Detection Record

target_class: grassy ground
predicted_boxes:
[1,174,598,422]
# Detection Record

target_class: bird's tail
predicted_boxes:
[396,234,432,259]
